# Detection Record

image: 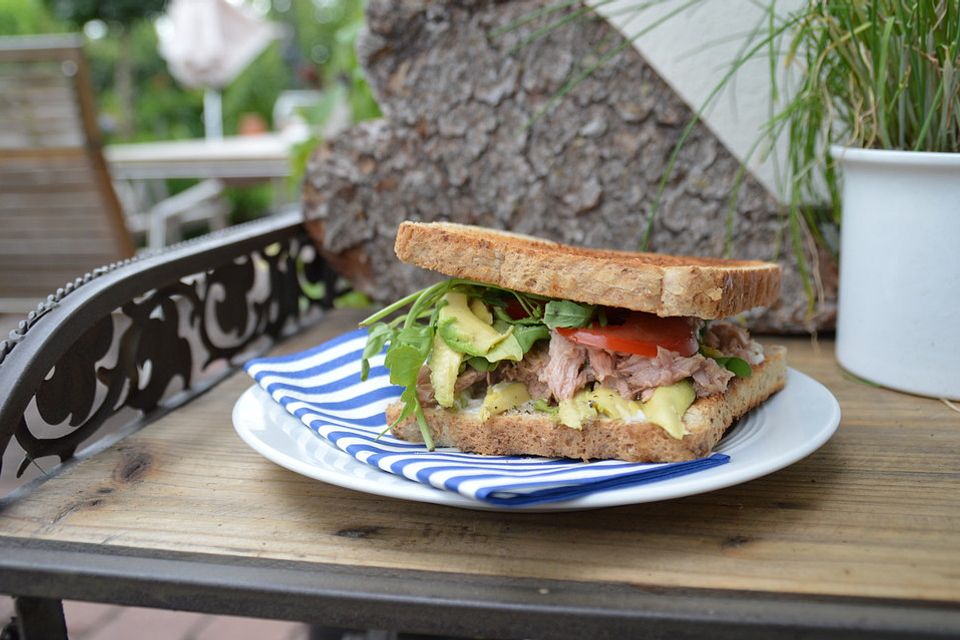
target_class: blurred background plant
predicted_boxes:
[0,0,380,223]
[739,0,959,307]
[45,0,167,139]
[766,0,959,227]
[0,0,64,42]
[507,0,959,314]
[286,0,381,182]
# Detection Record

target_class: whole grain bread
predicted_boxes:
[394,221,781,318]
[388,346,787,463]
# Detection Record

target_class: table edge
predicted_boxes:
[0,536,955,639]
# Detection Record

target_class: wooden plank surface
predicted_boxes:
[1,309,958,603]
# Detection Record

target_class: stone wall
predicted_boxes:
[302,0,836,331]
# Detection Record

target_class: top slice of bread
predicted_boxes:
[394,222,781,318]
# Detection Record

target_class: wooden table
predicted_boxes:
[1,310,958,639]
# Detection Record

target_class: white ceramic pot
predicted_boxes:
[831,146,960,400]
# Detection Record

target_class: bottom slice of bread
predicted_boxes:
[388,346,787,463]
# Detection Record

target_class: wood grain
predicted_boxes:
[0,42,134,311]
[1,310,958,603]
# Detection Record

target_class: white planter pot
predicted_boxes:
[831,146,960,400]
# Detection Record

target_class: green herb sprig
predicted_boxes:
[542,300,596,329]
[361,280,759,446]
[699,345,752,378]
[358,279,589,449]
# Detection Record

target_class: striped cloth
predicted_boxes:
[245,329,729,507]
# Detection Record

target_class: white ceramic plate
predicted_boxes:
[232,368,841,512]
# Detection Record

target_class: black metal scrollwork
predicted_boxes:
[2,226,341,478]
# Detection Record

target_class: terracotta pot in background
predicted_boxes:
[238,112,268,136]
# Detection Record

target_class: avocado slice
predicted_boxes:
[479,382,531,422]
[558,389,597,430]
[469,298,494,324]
[590,385,644,420]
[437,292,509,356]
[641,380,695,439]
[482,331,523,362]
[429,332,463,408]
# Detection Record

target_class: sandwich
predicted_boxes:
[359,222,786,463]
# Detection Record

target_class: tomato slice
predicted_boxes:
[556,312,698,357]
[505,299,530,320]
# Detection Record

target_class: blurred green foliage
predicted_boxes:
[45,0,165,28]
[84,20,205,141]
[333,289,374,309]
[286,0,381,180]
[222,43,291,137]
[0,0,64,33]
[1,0,381,222]
[83,0,380,144]
[226,183,275,224]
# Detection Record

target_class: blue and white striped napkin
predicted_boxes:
[244,329,729,507]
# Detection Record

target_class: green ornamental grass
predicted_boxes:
[499,1,960,312]
[758,0,960,306]
[771,0,960,215]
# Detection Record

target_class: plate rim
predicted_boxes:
[232,385,487,510]
[233,367,841,512]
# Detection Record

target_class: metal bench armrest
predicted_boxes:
[0,209,339,478]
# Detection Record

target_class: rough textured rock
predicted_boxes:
[303,0,836,331]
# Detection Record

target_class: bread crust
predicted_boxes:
[388,346,787,463]
[394,221,781,318]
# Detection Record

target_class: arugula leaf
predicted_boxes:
[395,324,433,357]
[510,291,539,319]
[360,322,394,381]
[384,344,424,387]
[512,324,550,353]
[383,334,438,450]
[479,289,512,309]
[383,324,434,386]
[359,278,599,450]
[360,281,472,450]
[543,300,595,329]
[482,286,545,321]
[492,305,513,324]
[387,387,434,450]
[484,334,523,362]
[414,403,435,450]
[515,316,547,326]
[389,387,418,426]
[717,356,752,378]
[467,356,499,373]
[492,305,542,325]
[699,345,752,378]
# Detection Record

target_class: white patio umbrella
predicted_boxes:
[157,0,283,139]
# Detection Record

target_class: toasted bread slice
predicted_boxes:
[388,346,787,462]
[394,222,781,319]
